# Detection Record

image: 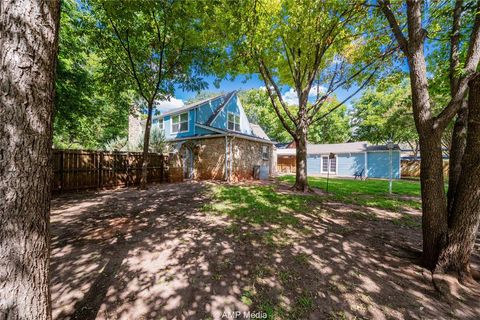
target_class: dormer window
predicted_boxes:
[172,112,189,133]
[228,112,240,131]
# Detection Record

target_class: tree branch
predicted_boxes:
[310,66,379,125]
[258,63,297,137]
[434,0,480,130]
[108,16,148,102]
[307,43,397,119]
[258,58,299,125]
[378,0,409,53]
[449,0,463,95]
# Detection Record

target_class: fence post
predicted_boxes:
[126,151,130,187]
[98,152,103,188]
[59,151,64,192]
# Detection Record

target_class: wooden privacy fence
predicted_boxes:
[52,149,168,192]
[401,159,449,177]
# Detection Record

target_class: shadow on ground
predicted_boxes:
[50,181,480,320]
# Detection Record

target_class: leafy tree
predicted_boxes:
[216,0,390,191]
[352,80,419,155]
[238,89,292,142]
[308,104,350,144]
[0,1,60,319]
[185,91,225,105]
[55,0,131,149]
[93,0,211,188]
[377,0,480,278]
[239,88,350,143]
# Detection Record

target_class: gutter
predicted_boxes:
[169,129,275,145]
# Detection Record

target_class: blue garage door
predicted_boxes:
[307,154,321,174]
[367,151,400,179]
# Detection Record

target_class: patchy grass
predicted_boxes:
[279,175,422,211]
[203,184,313,226]
[392,214,422,229]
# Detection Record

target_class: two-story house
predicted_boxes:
[128,91,274,181]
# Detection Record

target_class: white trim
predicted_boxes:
[366,149,401,153]
[320,154,337,175]
[229,133,275,144]
[209,92,236,126]
[171,111,189,134]
[262,145,269,160]
[227,111,241,132]
[195,123,227,134]
[398,151,401,179]
[193,109,196,135]
[168,132,275,145]
[364,151,368,178]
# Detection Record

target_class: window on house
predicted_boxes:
[158,119,164,130]
[172,112,188,133]
[228,113,240,131]
[330,156,336,173]
[262,146,269,160]
[322,155,337,173]
[322,156,329,172]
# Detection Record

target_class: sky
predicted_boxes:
[156,73,363,113]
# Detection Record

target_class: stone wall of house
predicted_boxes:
[167,152,184,182]
[167,137,227,181]
[191,138,226,180]
[230,137,272,181]
[164,136,272,182]
[128,114,144,146]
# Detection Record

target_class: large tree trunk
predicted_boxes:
[406,10,449,268]
[447,100,468,215]
[418,134,449,269]
[0,0,60,319]
[436,76,480,280]
[293,129,308,192]
[139,102,154,189]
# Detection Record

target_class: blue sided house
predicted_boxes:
[128,91,274,181]
[276,141,401,179]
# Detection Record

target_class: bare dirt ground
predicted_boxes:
[50,181,480,320]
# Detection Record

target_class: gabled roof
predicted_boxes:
[250,124,270,140]
[194,123,273,143]
[152,92,228,119]
[276,141,401,155]
[366,144,401,151]
[205,91,236,126]
[307,141,368,154]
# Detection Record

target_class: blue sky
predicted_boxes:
[157,73,363,113]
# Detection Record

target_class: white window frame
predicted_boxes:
[171,112,189,134]
[321,155,337,174]
[227,112,241,132]
[329,156,337,174]
[262,145,269,160]
[158,118,164,131]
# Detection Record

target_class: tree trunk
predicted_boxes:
[293,130,308,192]
[436,76,480,280]
[404,5,449,269]
[0,0,60,319]
[418,133,449,269]
[447,100,468,216]
[139,102,154,189]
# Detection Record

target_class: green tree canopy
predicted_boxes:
[54,0,132,149]
[239,88,350,143]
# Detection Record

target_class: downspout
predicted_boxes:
[230,136,235,181]
[225,135,229,181]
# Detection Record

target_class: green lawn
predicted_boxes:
[278,175,422,211]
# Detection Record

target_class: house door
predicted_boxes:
[183,147,194,179]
